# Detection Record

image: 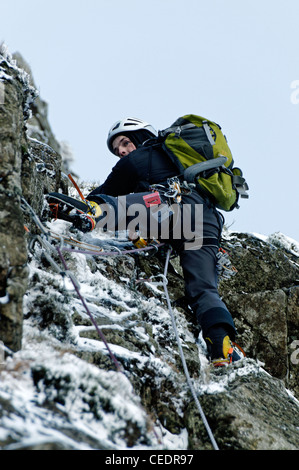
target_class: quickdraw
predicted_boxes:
[149,177,189,205]
[217,247,238,281]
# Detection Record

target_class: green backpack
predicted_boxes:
[159,114,249,211]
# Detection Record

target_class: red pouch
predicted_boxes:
[143,192,161,208]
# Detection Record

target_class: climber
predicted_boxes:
[83,117,241,366]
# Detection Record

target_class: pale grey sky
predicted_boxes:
[1,0,299,240]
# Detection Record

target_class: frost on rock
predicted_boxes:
[0,216,193,450]
[0,348,155,450]
[0,43,38,120]
[0,45,298,450]
[1,210,298,450]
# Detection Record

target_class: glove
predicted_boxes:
[72,200,102,233]
[72,213,97,232]
[84,200,102,219]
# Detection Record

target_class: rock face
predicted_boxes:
[0,47,33,352]
[0,47,67,352]
[219,232,299,399]
[0,48,298,450]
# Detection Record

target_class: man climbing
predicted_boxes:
[81,117,241,366]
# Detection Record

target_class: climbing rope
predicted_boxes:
[22,198,123,372]
[22,197,220,449]
[55,245,123,372]
[162,247,219,450]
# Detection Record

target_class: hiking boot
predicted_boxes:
[205,326,241,367]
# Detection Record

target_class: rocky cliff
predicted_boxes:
[0,47,298,451]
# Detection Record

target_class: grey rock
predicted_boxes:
[0,48,298,451]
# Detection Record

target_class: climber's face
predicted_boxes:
[112,135,136,158]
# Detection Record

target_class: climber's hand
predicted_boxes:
[71,200,102,233]
[72,213,96,233]
[85,200,102,219]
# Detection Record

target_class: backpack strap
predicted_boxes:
[146,146,153,182]
[158,122,196,139]
[202,120,216,146]
[183,156,228,184]
[232,174,249,199]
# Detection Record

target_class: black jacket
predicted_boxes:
[88,143,179,198]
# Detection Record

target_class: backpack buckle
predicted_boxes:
[174,126,182,138]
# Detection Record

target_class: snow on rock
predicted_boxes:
[0,48,298,450]
[0,215,192,450]
[1,212,298,450]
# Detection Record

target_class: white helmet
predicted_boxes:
[107,117,158,153]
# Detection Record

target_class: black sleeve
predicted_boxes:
[87,156,138,198]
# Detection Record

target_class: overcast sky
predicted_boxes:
[1,0,299,241]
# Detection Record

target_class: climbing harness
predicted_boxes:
[149,176,191,205]
[21,196,229,450]
[148,179,238,282]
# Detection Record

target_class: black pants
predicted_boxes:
[90,190,236,340]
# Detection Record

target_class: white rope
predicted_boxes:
[162,247,219,451]
[22,197,219,448]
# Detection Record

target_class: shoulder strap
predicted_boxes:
[146,146,153,182]
[158,122,196,140]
